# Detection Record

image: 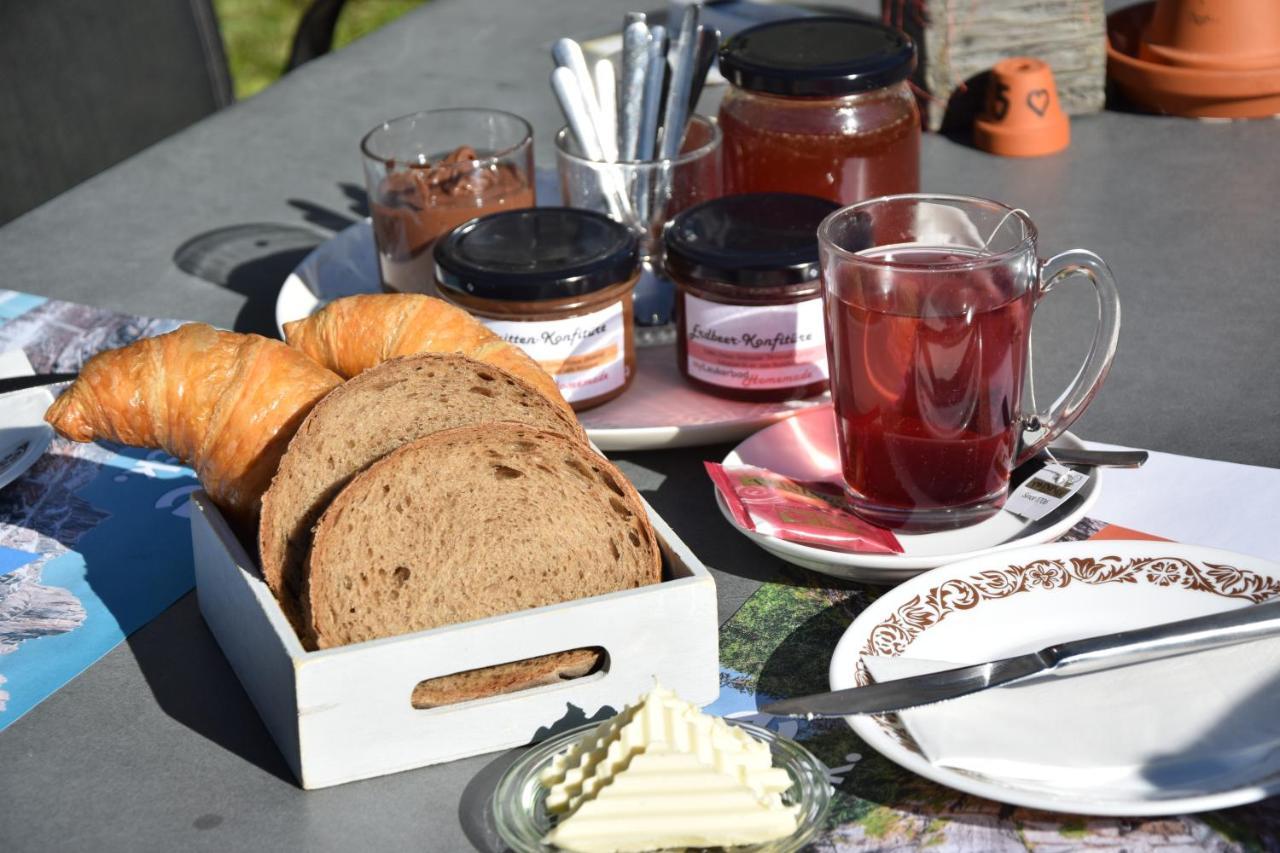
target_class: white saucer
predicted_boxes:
[830,541,1280,815]
[275,218,827,451]
[716,406,1101,583]
[0,353,54,491]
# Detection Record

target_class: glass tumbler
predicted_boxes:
[818,194,1121,531]
[361,108,535,294]
[555,114,722,337]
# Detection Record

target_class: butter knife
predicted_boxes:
[0,372,77,394]
[762,597,1280,718]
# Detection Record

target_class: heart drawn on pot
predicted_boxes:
[1027,89,1051,117]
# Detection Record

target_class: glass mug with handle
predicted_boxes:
[817,194,1120,531]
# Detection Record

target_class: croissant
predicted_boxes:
[45,324,342,531]
[282,294,570,416]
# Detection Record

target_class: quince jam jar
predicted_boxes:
[718,17,920,205]
[665,193,839,402]
[434,208,639,411]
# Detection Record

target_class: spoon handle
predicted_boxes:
[1046,447,1149,468]
[619,22,650,162]
[686,27,720,119]
[637,25,667,162]
[551,66,628,220]
[658,4,701,160]
[593,59,618,162]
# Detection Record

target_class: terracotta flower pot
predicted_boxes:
[1108,2,1280,118]
[1141,0,1280,69]
[973,57,1070,158]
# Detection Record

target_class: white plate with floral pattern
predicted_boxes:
[829,541,1280,815]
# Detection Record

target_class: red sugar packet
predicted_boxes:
[706,462,902,555]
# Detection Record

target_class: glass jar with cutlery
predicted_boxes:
[555,116,722,335]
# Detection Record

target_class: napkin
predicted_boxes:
[0,349,35,379]
[864,639,1280,793]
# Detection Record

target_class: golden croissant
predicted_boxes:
[45,323,341,531]
[283,294,570,415]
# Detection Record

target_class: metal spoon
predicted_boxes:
[1040,447,1149,469]
[686,26,721,118]
[552,38,607,158]
[637,25,667,162]
[551,66,628,220]
[593,58,618,162]
[619,20,650,162]
[658,4,701,160]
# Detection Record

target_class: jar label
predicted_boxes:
[480,301,626,404]
[683,293,828,390]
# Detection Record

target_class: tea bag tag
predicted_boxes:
[1005,463,1089,521]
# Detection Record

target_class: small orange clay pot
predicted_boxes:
[973,57,1070,158]
[1142,0,1280,69]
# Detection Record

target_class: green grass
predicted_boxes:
[214,0,426,99]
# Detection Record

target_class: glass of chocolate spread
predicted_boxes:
[360,109,535,294]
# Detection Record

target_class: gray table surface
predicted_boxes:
[1,0,1278,850]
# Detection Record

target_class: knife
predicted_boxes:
[762,597,1280,718]
[0,372,77,394]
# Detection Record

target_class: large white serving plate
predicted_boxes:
[716,406,1101,583]
[275,218,827,452]
[830,541,1280,815]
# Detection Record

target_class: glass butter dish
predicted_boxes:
[492,719,831,853]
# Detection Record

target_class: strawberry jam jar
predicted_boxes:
[665,193,839,402]
[718,17,920,206]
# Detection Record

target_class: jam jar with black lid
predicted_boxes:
[718,16,920,206]
[434,207,639,411]
[665,193,839,402]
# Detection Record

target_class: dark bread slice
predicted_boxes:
[411,648,601,709]
[258,354,585,636]
[306,424,662,705]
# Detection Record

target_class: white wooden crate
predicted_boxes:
[190,492,719,789]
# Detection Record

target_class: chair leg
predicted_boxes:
[284,0,350,73]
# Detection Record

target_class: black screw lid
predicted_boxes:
[664,193,840,288]
[434,207,639,301]
[719,16,915,97]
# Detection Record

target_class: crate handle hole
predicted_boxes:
[411,646,610,710]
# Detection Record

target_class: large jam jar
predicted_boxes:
[718,17,920,206]
[666,193,839,403]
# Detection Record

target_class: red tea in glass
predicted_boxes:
[818,196,1120,531]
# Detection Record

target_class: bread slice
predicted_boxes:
[411,648,601,709]
[306,424,662,707]
[258,354,586,636]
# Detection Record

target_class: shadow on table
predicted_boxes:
[612,443,821,589]
[457,746,524,853]
[457,702,618,852]
[125,592,296,785]
[173,223,324,337]
[289,182,368,229]
[753,597,864,702]
[170,184,369,338]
